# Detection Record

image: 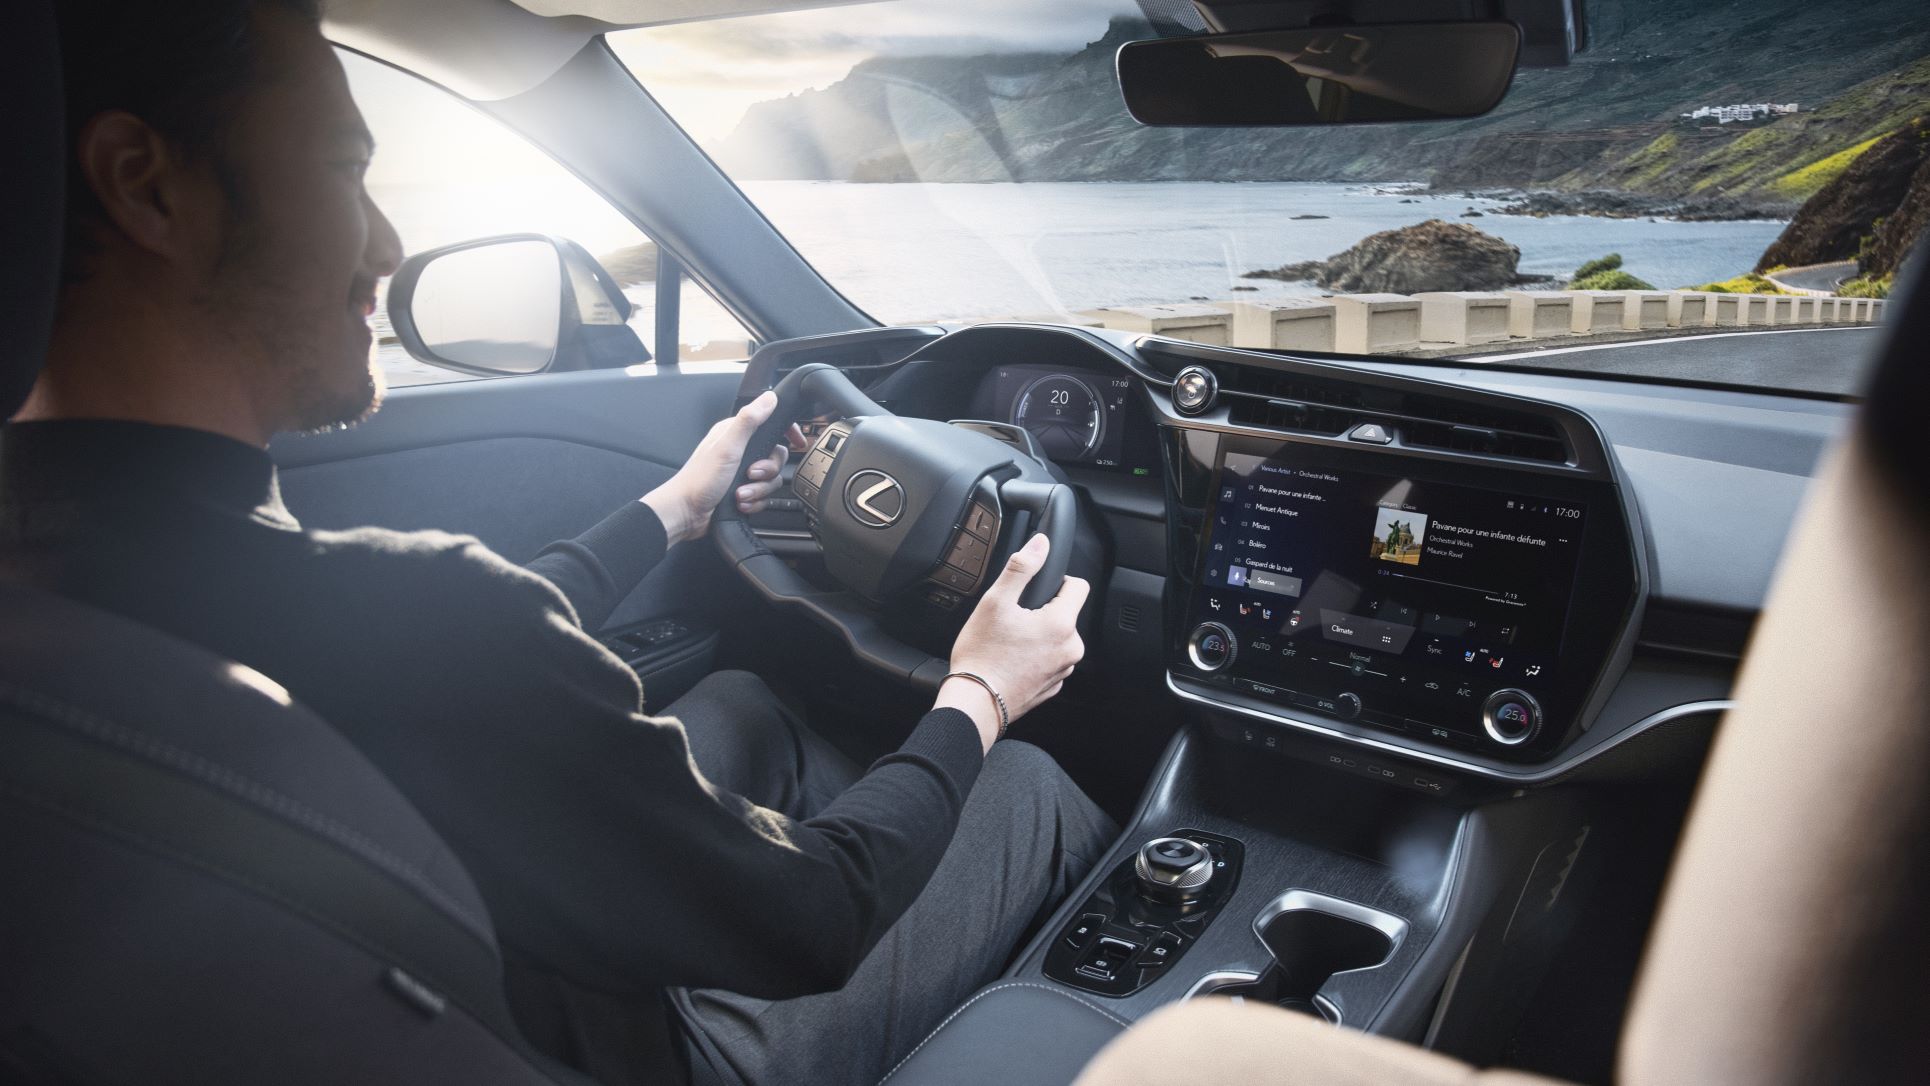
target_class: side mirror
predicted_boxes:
[1117,22,1521,127]
[388,234,650,377]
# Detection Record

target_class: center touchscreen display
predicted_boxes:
[1186,441,1590,750]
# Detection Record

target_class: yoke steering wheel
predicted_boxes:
[712,363,1077,689]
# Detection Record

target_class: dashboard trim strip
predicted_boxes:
[1165,672,1731,784]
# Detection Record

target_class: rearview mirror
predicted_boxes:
[1117,22,1521,127]
[388,234,650,377]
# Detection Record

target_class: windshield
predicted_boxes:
[612,0,1930,394]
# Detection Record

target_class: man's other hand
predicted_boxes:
[938,534,1090,751]
[643,391,801,545]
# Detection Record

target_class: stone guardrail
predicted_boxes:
[1058,290,1886,354]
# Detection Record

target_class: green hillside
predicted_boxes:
[1562,57,1930,200]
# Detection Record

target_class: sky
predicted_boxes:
[607,0,1140,145]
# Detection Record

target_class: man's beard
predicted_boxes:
[287,344,383,434]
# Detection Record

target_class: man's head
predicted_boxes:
[36,0,403,442]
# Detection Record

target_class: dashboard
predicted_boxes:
[738,321,1850,787]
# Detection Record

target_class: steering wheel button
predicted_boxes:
[947,533,989,571]
[933,565,977,592]
[967,504,998,541]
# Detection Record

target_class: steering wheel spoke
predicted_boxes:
[713,363,1079,688]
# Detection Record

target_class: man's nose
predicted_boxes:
[365,194,403,279]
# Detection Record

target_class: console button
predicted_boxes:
[1063,913,1108,951]
[1349,422,1394,445]
[1187,623,1237,672]
[1134,932,1184,969]
[1236,678,1288,700]
[1482,688,1543,746]
[1076,936,1141,982]
[1335,692,1362,720]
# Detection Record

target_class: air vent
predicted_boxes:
[1117,605,1143,633]
[1226,396,1360,437]
[1401,420,1569,463]
[1161,354,1571,465]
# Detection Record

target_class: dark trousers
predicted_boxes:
[664,671,1116,1086]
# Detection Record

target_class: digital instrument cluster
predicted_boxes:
[979,365,1153,474]
[1175,435,1623,760]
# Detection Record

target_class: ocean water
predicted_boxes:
[367,177,1787,377]
[739,180,1790,323]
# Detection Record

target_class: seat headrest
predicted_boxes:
[1858,246,1929,516]
[1,0,64,420]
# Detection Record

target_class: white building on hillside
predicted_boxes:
[1680,102,1800,125]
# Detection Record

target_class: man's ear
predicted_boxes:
[73,111,218,267]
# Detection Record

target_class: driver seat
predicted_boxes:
[1072,255,1930,1082]
[0,5,585,1082]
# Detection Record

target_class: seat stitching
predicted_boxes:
[877,980,1130,1084]
[0,683,493,942]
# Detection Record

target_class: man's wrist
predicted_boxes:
[934,674,1002,754]
[640,488,691,547]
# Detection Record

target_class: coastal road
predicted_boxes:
[1463,326,1882,396]
[1767,261,1857,294]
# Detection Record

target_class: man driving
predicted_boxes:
[1,3,1116,1083]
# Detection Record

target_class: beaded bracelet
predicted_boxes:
[943,671,1009,740]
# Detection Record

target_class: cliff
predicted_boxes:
[1861,148,1930,280]
[1756,118,1930,271]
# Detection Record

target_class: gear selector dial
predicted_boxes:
[1134,837,1215,903]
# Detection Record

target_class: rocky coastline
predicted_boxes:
[1243,219,1555,294]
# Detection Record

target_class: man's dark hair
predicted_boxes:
[55,0,322,282]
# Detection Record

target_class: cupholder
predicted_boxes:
[1187,890,1408,1024]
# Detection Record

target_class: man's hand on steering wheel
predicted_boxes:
[644,391,803,546]
[938,533,1090,753]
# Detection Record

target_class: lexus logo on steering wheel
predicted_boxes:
[844,470,907,528]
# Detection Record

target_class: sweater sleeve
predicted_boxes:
[523,499,669,632]
[416,541,986,1000]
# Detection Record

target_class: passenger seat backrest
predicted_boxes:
[1617,265,1930,1083]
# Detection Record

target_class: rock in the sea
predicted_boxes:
[1243,219,1523,293]
[1290,214,1330,220]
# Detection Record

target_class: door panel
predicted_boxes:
[271,367,740,632]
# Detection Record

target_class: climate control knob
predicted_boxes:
[1188,622,1237,672]
[1482,688,1543,746]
